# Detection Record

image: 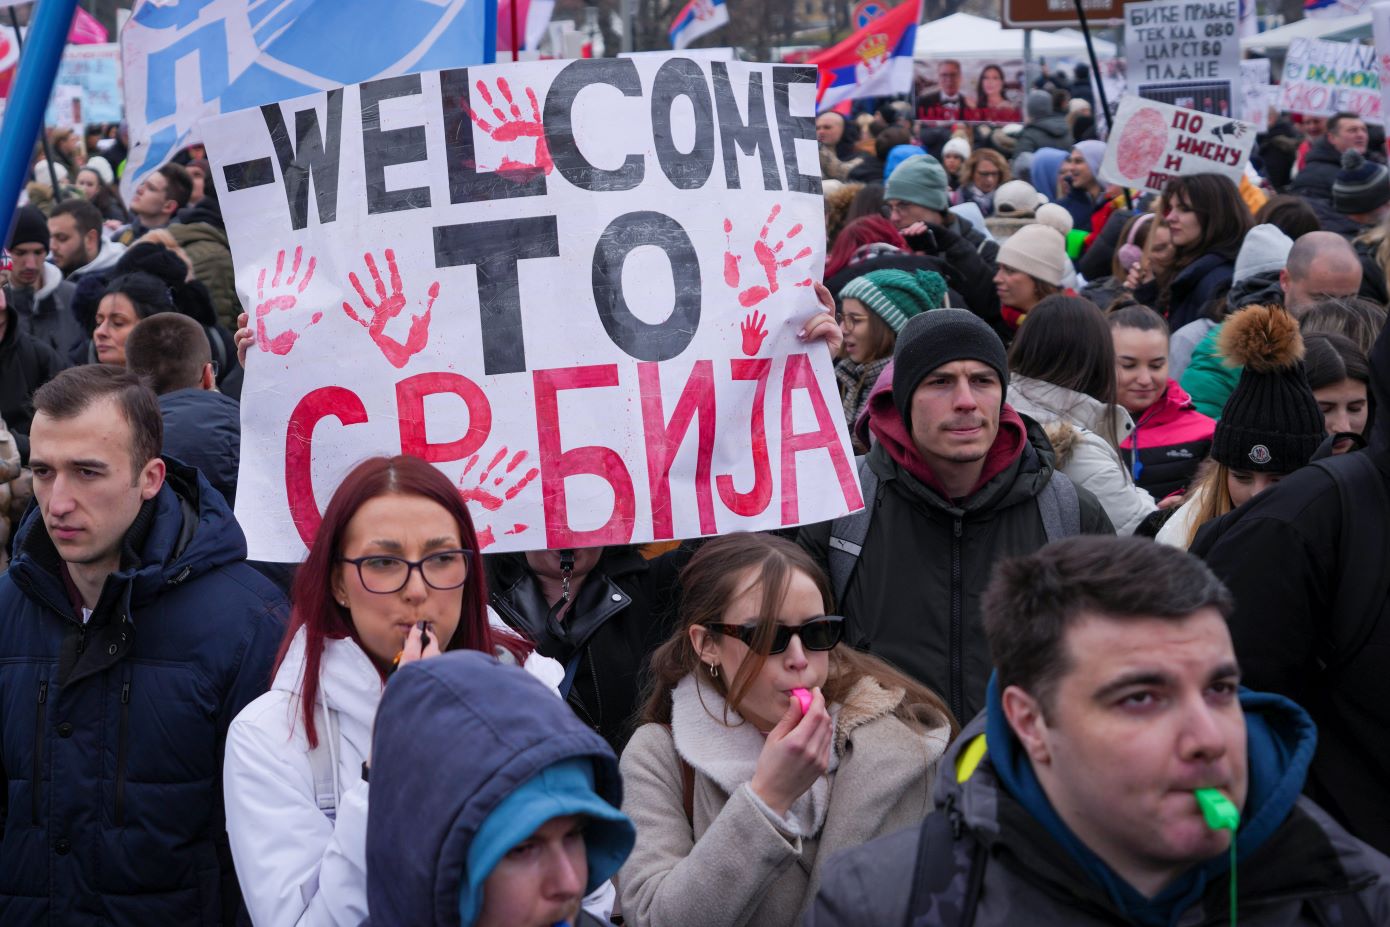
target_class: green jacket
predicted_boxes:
[169,222,238,330]
[1180,321,1241,419]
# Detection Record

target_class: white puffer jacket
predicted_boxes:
[1008,375,1157,536]
[224,616,568,927]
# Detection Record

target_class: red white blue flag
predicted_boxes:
[669,0,730,50]
[809,0,920,109]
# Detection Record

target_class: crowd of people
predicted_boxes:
[2,87,1390,927]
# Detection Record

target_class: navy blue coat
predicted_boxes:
[367,651,622,926]
[0,462,287,925]
[160,387,241,507]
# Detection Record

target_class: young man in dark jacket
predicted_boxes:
[5,204,83,357]
[809,537,1390,925]
[1190,308,1390,856]
[1291,112,1371,203]
[0,366,286,925]
[0,289,67,463]
[800,310,1113,723]
[367,651,636,927]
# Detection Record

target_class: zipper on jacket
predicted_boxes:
[114,672,132,826]
[32,680,48,825]
[949,517,964,723]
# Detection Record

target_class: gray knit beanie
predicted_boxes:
[885,155,950,212]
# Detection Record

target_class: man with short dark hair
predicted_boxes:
[1293,111,1374,203]
[126,313,241,505]
[917,59,967,122]
[0,365,286,924]
[4,205,81,356]
[800,309,1112,723]
[117,162,192,244]
[809,536,1390,925]
[48,198,126,282]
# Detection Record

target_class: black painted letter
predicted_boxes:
[651,58,715,190]
[772,66,820,194]
[544,59,645,191]
[710,64,781,191]
[592,212,700,362]
[361,74,431,214]
[261,89,343,230]
[440,68,548,204]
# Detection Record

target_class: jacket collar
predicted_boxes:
[274,627,384,727]
[1135,380,1198,429]
[1010,374,1136,440]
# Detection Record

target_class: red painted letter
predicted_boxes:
[778,353,863,525]
[715,358,773,517]
[533,364,637,548]
[396,372,492,463]
[286,386,369,545]
[639,360,717,539]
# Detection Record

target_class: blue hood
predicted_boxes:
[985,674,1317,927]
[366,651,624,927]
[9,458,248,618]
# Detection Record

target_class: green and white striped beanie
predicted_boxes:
[839,268,948,334]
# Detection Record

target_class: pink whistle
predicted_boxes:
[792,688,813,715]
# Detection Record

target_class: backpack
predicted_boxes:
[828,456,1081,606]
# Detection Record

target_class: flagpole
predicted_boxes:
[7,5,66,201]
[511,0,520,60]
[1071,0,1131,209]
[0,0,79,243]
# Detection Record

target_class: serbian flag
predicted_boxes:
[809,0,920,110]
[669,0,730,50]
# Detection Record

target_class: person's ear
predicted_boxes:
[84,228,100,256]
[1278,267,1291,294]
[200,362,215,391]
[1001,685,1053,767]
[139,456,166,502]
[688,625,720,670]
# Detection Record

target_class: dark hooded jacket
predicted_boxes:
[1289,136,1343,203]
[0,303,68,462]
[0,462,287,925]
[158,388,241,507]
[366,651,623,927]
[485,545,689,753]
[1136,251,1237,332]
[807,683,1390,926]
[800,377,1113,722]
[1190,313,1390,856]
[1014,114,1073,156]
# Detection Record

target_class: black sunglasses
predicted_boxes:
[705,616,845,654]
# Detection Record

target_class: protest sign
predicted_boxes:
[914,57,1025,124]
[1240,56,1272,128]
[204,58,862,562]
[45,43,121,125]
[1375,3,1390,134]
[1125,0,1241,117]
[1099,95,1254,194]
[1278,37,1382,124]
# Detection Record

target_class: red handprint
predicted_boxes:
[464,77,553,177]
[459,446,540,549]
[341,250,438,369]
[740,310,769,356]
[254,247,319,355]
[723,206,814,308]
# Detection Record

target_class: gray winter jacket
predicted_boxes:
[1013,114,1073,157]
[807,709,1390,927]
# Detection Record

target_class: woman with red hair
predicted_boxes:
[222,455,546,926]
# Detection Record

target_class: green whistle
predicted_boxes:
[1195,788,1239,831]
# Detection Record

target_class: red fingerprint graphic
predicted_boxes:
[1115,106,1169,181]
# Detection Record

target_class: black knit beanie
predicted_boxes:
[7,205,50,250]
[1211,305,1324,472]
[891,308,1009,426]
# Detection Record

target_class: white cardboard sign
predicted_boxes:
[1100,95,1254,195]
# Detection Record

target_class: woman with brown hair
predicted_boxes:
[618,532,954,927]
[951,149,1010,216]
[1133,174,1252,329]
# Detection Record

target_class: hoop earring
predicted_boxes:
[707,662,720,680]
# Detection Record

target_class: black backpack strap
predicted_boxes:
[828,457,877,607]
[904,800,985,927]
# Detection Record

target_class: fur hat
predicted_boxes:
[1212,305,1324,473]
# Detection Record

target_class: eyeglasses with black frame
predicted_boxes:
[339,549,474,594]
[704,616,846,654]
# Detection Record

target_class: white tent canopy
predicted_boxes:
[914,12,1117,60]
[1241,11,1373,52]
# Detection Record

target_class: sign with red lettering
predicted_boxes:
[205,58,863,561]
[1098,95,1253,195]
[1278,37,1382,124]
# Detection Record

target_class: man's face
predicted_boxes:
[9,242,47,289]
[48,214,96,275]
[908,360,1002,469]
[1329,118,1369,154]
[475,814,588,927]
[1062,150,1096,191]
[1005,610,1247,895]
[1281,261,1362,315]
[1302,116,1327,138]
[28,396,163,570]
[816,113,845,147]
[129,173,174,222]
[887,199,941,230]
[938,62,962,97]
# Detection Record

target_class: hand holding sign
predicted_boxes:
[254,246,320,356]
[464,77,552,177]
[342,250,438,369]
[723,206,814,309]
